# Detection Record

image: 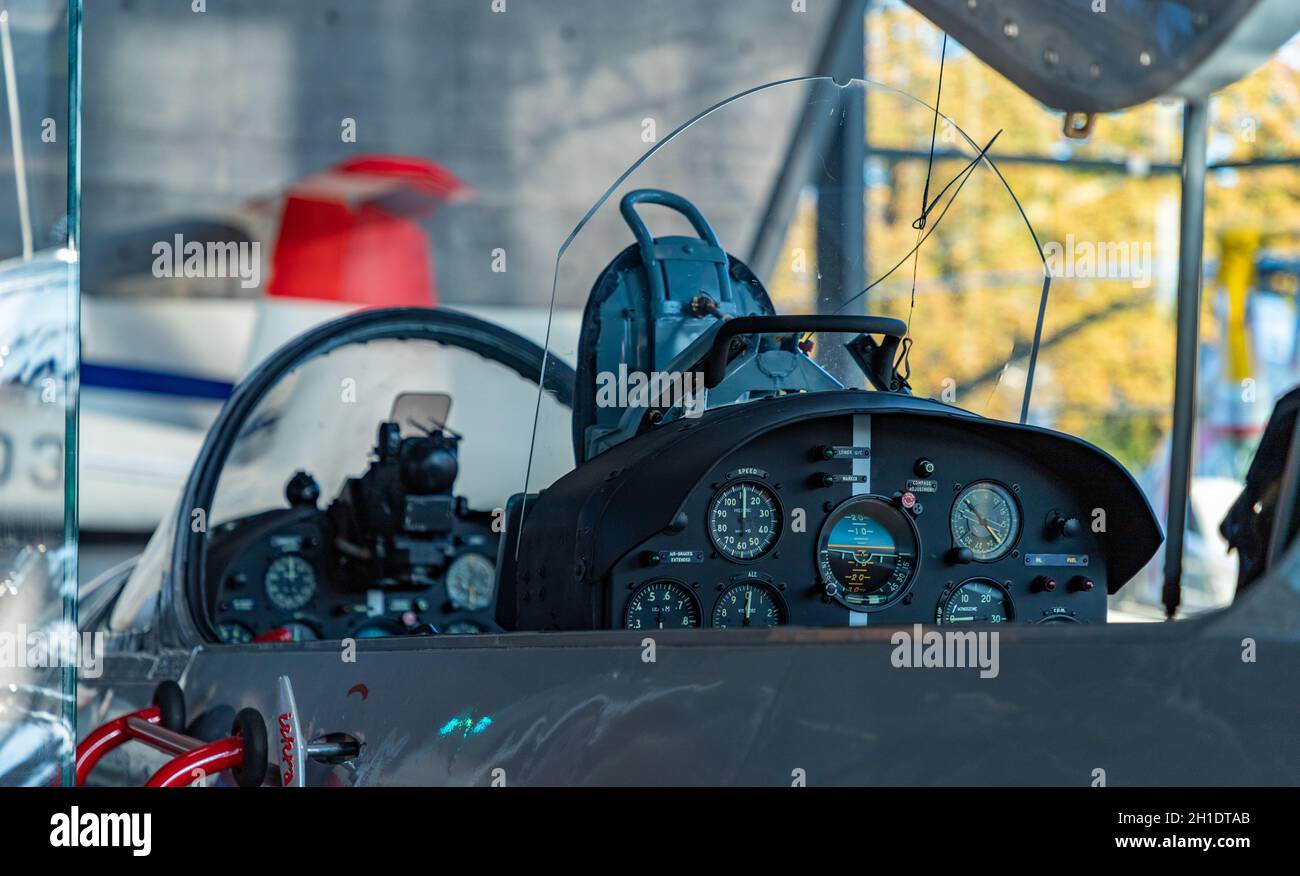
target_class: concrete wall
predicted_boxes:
[82,0,835,306]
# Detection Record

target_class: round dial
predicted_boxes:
[937,578,1014,624]
[950,481,1020,561]
[264,554,317,611]
[817,495,920,611]
[215,622,253,644]
[712,582,787,629]
[446,552,496,611]
[707,480,782,561]
[444,621,484,635]
[624,580,701,630]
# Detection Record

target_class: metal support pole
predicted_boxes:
[748,0,867,282]
[1162,99,1209,620]
[814,5,867,383]
[815,65,866,307]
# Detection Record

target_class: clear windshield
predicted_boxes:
[211,336,569,525]
[522,77,1053,495]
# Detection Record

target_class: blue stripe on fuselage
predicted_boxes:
[81,362,234,401]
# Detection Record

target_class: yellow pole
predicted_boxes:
[1216,228,1260,382]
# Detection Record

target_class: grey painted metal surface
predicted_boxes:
[906,0,1300,113]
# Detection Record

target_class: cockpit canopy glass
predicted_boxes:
[210,337,567,523]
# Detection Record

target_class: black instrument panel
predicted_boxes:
[605,412,1110,629]
[205,507,501,643]
[201,416,507,644]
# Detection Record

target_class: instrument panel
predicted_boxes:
[205,508,501,642]
[603,411,1114,629]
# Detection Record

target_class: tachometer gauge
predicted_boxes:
[215,622,253,644]
[264,554,317,611]
[446,552,496,611]
[707,480,782,561]
[817,495,920,611]
[937,578,1014,624]
[950,481,1020,561]
[624,580,700,630]
[712,582,787,629]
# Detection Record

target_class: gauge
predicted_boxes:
[279,621,319,641]
[446,552,496,611]
[444,621,484,635]
[711,581,787,629]
[215,622,253,644]
[623,580,701,630]
[937,578,1014,624]
[817,495,920,611]
[264,554,317,612]
[950,481,1021,561]
[1035,611,1082,624]
[707,480,782,561]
